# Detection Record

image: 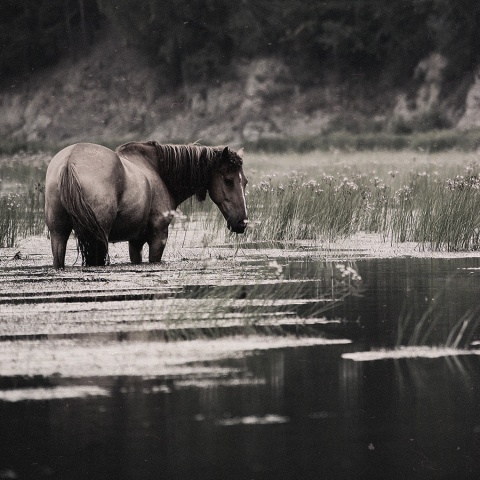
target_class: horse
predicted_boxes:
[45,141,248,268]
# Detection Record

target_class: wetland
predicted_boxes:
[1,150,480,479]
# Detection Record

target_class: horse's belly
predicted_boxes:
[109,210,149,242]
[109,171,152,242]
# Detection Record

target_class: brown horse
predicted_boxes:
[45,141,248,268]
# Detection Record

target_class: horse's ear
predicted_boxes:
[221,147,230,163]
[237,147,244,158]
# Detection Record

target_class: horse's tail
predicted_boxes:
[59,162,109,266]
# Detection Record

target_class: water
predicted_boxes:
[1,256,480,479]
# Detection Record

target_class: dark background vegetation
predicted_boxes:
[2,0,479,88]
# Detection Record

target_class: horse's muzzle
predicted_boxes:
[228,219,248,234]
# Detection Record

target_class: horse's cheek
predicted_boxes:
[210,183,225,206]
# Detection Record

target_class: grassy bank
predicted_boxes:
[245,129,480,154]
[1,129,480,156]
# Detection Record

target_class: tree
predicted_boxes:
[0,0,101,80]
[97,0,234,85]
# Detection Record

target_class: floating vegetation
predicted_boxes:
[0,258,361,341]
[216,414,290,426]
[0,385,110,402]
[342,346,480,362]
[0,336,352,378]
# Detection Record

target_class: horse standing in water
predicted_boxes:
[45,141,248,268]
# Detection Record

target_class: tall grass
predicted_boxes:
[386,165,480,250]
[230,152,480,251]
[0,184,45,247]
[244,174,369,242]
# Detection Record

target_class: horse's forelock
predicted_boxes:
[220,147,243,172]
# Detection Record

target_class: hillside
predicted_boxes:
[1,29,480,150]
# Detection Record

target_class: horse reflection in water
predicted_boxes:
[45,141,248,268]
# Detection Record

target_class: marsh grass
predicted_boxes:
[2,149,480,251]
[234,151,480,251]
[0,152,48,247]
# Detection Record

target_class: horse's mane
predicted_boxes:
[117,141,243,202]
[153,143,222,185]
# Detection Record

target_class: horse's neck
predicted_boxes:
[166,181,196,207]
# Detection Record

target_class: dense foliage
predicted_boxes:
[1,0,480,85]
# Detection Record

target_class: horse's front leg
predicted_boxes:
[129,239,145,264]
[148,227,169,263]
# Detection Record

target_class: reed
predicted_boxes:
[236,155,480,251]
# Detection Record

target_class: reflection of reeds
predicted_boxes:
[396,279,480,349]
[145,261,363,340]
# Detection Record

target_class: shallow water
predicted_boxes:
[1,242,480,479]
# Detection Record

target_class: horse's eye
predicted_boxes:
[224,177,234,187]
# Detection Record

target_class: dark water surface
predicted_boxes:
[1,257,480,479]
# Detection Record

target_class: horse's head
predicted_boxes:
[208,147,248,234]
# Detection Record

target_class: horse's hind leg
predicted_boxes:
[46,202,72,269]
[50,229,71,269]
[84,239,109,267]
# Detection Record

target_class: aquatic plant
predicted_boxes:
[234,159,480,251]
